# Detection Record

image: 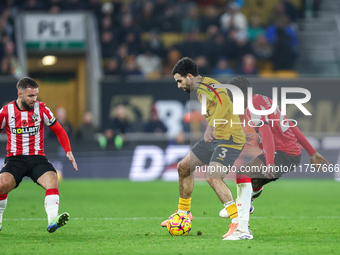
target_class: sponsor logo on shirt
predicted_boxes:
[11,126,39,135]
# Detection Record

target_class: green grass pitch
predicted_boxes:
[0,179,339,254]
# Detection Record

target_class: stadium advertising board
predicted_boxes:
[23,13,86,51]
[99,78,340,181]
[29,141,340,181]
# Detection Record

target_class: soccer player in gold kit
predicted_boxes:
[161,57,249,238]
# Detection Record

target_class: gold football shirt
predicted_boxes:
[196,77,245,149]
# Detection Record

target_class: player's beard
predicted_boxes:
[184,83,191,93]
[21,99,34,110]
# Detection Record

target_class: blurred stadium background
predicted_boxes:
[0,0,339,181]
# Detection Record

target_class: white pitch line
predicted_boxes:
[3,216,340,221]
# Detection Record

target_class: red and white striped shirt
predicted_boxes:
[0,100,56,157]
[246,94,301,157]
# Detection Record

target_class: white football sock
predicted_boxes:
[236,182,252,232]
[44,195,59,223]
[177,209,188,215]
[231,216,239,224]
[0,197,8,225]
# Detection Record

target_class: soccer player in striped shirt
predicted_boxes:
[0,77,78,233]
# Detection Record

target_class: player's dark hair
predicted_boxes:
[16,77,39,90]
[172,57,199,77]
[227,76,251,94]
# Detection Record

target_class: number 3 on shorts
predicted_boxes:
[219,148,228,159]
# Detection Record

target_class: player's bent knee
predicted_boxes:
[0,184,13,194]
[206,178,218,188]
[177,161,190,177]
[40,179,59,190]
[0,175,16,194]
[206,177,222,186]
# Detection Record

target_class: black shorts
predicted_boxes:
[192,138,244,167]
[257,151,301,180]
[0,155,56,188]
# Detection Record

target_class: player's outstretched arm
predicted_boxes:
[265,164,275,179]
[310,152,329,172]
[49,121,78,171]
[289,122,316,156]
[289,122,329,171]
[66,151,78,171]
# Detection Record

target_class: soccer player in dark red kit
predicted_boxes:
[221,76,329,240]
[0,77,78,233]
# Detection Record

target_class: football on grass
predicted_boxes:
[166,213,192,236]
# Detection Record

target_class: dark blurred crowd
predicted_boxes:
[43,103,170,151]
[98,0,311,77]
[0,0,322,78]
[0,2,20,76]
